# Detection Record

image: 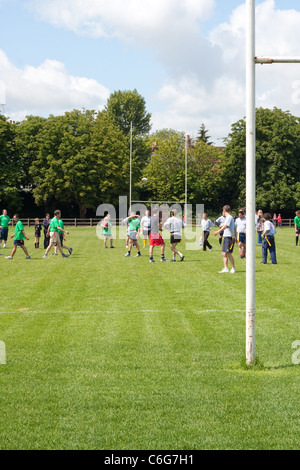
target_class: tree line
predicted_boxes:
[0,89,299,217]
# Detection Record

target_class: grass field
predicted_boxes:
[0,226,299,450]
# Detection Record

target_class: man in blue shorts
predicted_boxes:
[214,205,236,274]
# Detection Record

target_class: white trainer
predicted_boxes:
[219,268,229,273]
[230,268,236,274]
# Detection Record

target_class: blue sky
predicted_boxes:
[0,0,300,142]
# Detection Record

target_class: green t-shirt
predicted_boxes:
[294,216,300,229]
[58,219,64,230]
[0,215,11,229]
[14,221,25,241]
[50,217,59,232]
[102,219,112,236]
[128,217,140,233]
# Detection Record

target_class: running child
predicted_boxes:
[5,214,31,260]
[0,209,12,249]
[164,210,185,261]
[261,213,277,264]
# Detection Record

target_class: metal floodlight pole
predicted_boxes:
[245,1,300,366]
[246,0,256,365]
[129,121,133,211]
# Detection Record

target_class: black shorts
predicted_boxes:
[14,239,24,246]
[222,237,235,254]
[170,234,181,244]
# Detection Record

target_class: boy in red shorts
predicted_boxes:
[149,209,168,262]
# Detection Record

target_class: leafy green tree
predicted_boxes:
[143,129,224,208]
[29,109,130,215]
[104,89,151,137]
[196,123,212,145]
[0,115,23,210]
[222,107,300,211]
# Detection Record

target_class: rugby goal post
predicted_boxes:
[246,0,300,365]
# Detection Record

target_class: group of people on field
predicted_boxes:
[101,206,300,272]
[0,209,72,259]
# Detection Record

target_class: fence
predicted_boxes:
[15,218,296,228]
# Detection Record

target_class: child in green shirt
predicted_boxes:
[0,209,12,249]
[101,212,115,249]
[5,214,31,259]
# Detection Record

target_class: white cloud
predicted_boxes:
[0,50,109,120]
[7,0,300,142]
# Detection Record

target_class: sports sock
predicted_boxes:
[143,240,147,247]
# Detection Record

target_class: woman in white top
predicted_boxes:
[235,208,247,259]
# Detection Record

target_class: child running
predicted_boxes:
[5,214,31,260]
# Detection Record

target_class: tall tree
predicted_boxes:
[222,107,300,210]
[196,123,212,145]
[0,115,23,210]
[104,89,151,137]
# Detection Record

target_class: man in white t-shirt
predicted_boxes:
[214,205,236,273]
[235,208,247,259]
[261,213,277,264]
[164,210,185,261]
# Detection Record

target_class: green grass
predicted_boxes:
[0,227,299,450]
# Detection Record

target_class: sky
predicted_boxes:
[0,0,300,144]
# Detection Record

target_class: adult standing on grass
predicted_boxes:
[42,213,51,249]
[294,210,300,246]
[164,209,185,262]
[214,205,236,274]
[5,214,31,260]
[261,213,277,265]
[43,210,70,258]
[0,209,12,249]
